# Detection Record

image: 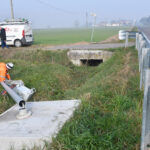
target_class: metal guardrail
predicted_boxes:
[119,31,137,40]
[142,32,150,47]
[136,32,150,150]
[128,31,137,39]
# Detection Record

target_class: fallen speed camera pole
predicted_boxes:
[0,81,33,119]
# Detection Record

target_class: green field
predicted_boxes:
[0,46,142,150]
[33,27,129,45]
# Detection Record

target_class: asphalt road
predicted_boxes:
[0,42,135,51]
[43,42,135,51]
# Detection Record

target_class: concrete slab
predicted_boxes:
[0,100,81,150]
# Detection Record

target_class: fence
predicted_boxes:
[136,32,150,150]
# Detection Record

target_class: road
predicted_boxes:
[40,42,135,51]
[0,42,135,51]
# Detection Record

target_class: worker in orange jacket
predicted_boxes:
[0,62,14,82]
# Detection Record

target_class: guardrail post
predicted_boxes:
[138,36,142,61]
[139,40,147,72]
[125,32,129,48]
[141,69,150,150]
[140,48,150,89]
[138,34,144,51]
[136,33,139,50]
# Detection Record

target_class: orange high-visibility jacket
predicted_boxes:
[0,63,11,82]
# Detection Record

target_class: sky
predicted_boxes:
[0,0,150,28]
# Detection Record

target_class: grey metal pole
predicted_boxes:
[91,15,96,43]
[125,32,129,48]
[10,0,14,20]
[0,82,25,107]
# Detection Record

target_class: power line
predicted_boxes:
[31,0,101,27]
[34,0,82,15]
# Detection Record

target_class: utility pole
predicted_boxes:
[10,0,14,20]
[90,13,97,43]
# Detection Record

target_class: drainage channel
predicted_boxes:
[80,59,103,66]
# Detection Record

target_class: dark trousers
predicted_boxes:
[1,40,8,48]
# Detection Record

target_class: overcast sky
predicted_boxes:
[0,0,150,28]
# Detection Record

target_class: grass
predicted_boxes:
[0,46,143,150]
[47,47,143,150]
[48,48,143,150]
[33,27,130,45]
[0,49,99,112]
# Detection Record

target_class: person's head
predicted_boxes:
[6,62,14,70]
[1,28,4,31]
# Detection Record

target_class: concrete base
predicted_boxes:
[0,100,81,150]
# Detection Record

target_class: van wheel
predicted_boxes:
[14,40,22,47]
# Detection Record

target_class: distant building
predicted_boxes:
[98,19,133,27]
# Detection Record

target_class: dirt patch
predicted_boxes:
[100,34,119,44]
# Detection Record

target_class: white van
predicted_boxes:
[0,20,33,47]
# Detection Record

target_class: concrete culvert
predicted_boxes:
[81,59,103,66]
[67,50,112,66]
